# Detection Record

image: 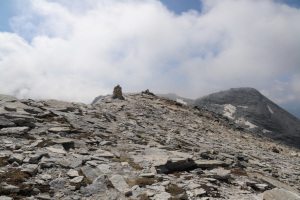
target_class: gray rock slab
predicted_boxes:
[195,188,206,196]
[49,178,67,191]
[2,114,35,126]
[67,169,79,177]
[109,175,130,192]
[2,184,20,193]
[0,117,15,127]
[81,165,100,182]
[80,175,107,196]
[22,164,38,175]
[97,164,112,174]
[153,192,171,200]
[41,99,76,111]
[70,176,84,183]
[140,173,155,178]
[9,154,25,164]
[46,147,67,154]
[0,196,13,200]
[195,160,227,168]
[263,188,300,200]
[0,127,29,135]
[48,127,71,133]
[210,168,231,180]
[93,151,114,158]
[0,94,18,102]
[4,105,17,111]
[54,138,74,144]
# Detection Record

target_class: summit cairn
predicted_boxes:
[112,85,125,100]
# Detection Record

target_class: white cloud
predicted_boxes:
[0,0,300,109]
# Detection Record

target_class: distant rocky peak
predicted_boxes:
[194,87,300,149]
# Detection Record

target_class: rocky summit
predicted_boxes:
[0,92,300,200]
[194,88,300,149]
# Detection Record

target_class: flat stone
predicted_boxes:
[4,105,17,111]
[97,164,112,174]
[2,184,20,193]
[41,99,76,112]
[195,160,227,168]
[2,114,35,127]
[46,147,67,154]
[9,154,24,164]
[70,176,84,183]
[0,94,18,102]
[48,127,71,133]
[140,173,155,178]
[153,192,171,200]
[86,161,98,167]
[28,139,43,148]
[93,151,114,158]
[210,168,231,180]
[195,188,206,196]
[109,175,130,192]
[49,178,67,191]
[188,183,201,190]
[54,138,74,144]
[22,164,38,175]
[254,183,269,191]
[263,188,300,200]
[67,169,79,177]
[0,127,29,135]
[41,174,52,180]
[0,196,13,200]
[81,165,100,182]
[0,117,15,127]
[100,141,112,145]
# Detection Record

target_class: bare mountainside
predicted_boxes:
[0,93,300,199]
[194,88,300,149]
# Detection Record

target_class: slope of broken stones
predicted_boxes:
[0,93,299,200]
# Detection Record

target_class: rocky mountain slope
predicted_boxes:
[0,93,300,199]
[194,88,300,149]
[156,93,195,106]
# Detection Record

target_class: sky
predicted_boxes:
[0,0,300,119]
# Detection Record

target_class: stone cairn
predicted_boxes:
[112,85,125,100]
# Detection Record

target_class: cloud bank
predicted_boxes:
[0,0,300,113]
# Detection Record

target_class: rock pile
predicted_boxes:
[0,92,299,200]
[112,85,125,100]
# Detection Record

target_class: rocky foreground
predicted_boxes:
[0,93,300,200]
